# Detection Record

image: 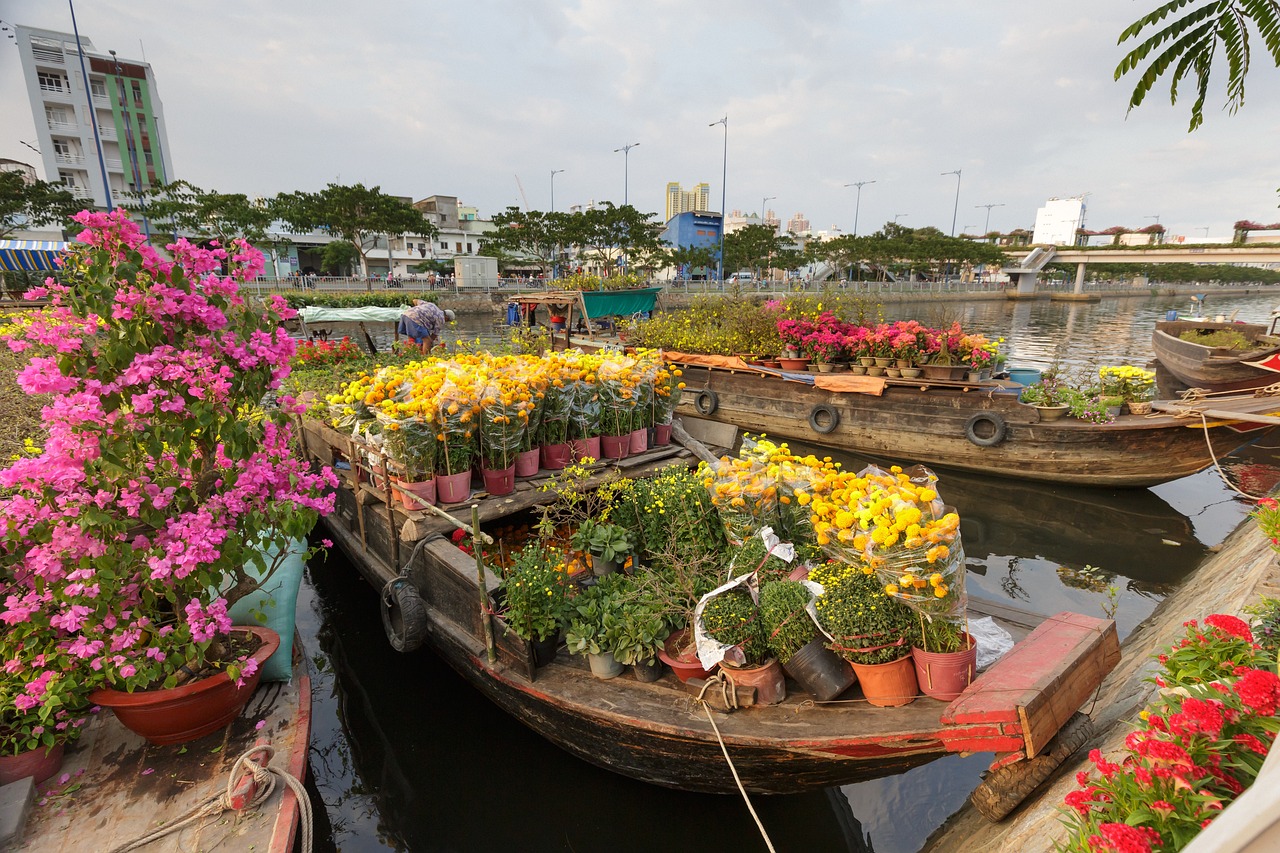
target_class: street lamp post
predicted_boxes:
[941,170,962,236]
[894,213,908,224]
[1146,214,1162,244]
[710,115,728,281]
[843,180,876,237]
[613,142,639,206]
[761,196,775,228]
[975,202,1004,234]
[68,0,112,211]
[110,49,150,239]
[550,168,564,212]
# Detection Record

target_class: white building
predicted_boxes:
[1032,197,1086,246]
[14,25,176,209]
[0,159,39,185]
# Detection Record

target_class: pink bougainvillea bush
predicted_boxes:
[1056,614,1280,852]
[0,210,335,752]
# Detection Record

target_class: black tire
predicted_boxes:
[970,712,1094,822]
[808,404,840,434]
[964,412,1007,447]
[694,389,719,416]
[381,577,428,653]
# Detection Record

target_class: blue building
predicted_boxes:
[661,210,722,279]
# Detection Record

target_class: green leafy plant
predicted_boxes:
[499,545,571,642]
[564,573,630,657]
[609,589,667,666]
[1178,328,1251,350]
[810,563,915,665]
[700,589,768,666]
[760,580,816,664]
[1244,596,1280,664]
[1019,376,1074,407]
[588,522,633,564]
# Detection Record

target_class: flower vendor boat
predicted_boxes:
[11,638,312,853]
[666,353,1280,488]
[297,415,1120,806]
[1152,318,1280,393]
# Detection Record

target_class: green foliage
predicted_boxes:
[1159,616,1269,685]
[277,292,435,309]
[126,180,275,246]
[1244,596,1280,663]
[483,203,668,276]
[608,465,726,565]
[811,563,915,665]
[759,580,816,664]
[609,587,668,666]
[700,589,768,665]
[499,545,571,642]
[0,170,80,239]
[320,240,361,274]
[732,535,794,583]
[807,225,1008,281]
[564,573,631,656]
[1019,376,1075,407]
[273,182,436,274]
[1178,328,1253,350]
[722,223,796,277]
[1115,0,1280,132]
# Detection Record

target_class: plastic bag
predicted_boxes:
[968,616,1015,669]
[693,571,761,669]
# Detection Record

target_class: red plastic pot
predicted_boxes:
[89,626,280,745]
[629,427,649,454]
[393,477,436,510]
[653,423,672,446]
[541,443,572,470]
[911,634,977,701]
[435,470,472,504]
[601,434,629,460]
[570,435,602,463]
[0,742,65,786]
[514,449,540,477]
[482,464,516,496]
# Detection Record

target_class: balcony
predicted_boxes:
[54,153,86,166]
[40,87,73,104]
[47,120,78,133]
[98,125,118,141]
[104,158,123,171]
[91,93,110,108]
[64,186,93,200]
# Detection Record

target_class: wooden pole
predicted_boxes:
[404,491,494,545]
[472,504,497,665]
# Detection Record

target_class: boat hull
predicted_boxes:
[1153,321,1280,392]
[673,365,1267,487]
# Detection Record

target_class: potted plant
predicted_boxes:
[0,629,91,784]
[699,588,786,704]
[760,580,855,701]
[609,590,668,682]
[1019,374,1074,421]
[812,563,918,706]
[570,519,633,576]
[499,545,571,667]
[564,574,628,678]
[0,210,335,745]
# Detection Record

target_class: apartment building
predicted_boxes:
[665,181,711,222]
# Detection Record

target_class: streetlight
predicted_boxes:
[975,202,1004,234]
[550,168,564,212]
[710,115,728,281]
[1199,226,1211,238]
[894,213,908,223]
[1146,214,1161,225]
[613,142,639,206]
[843,180,876,236]
[941,170,961,236]
[963,225,978,235]
[68,0,112,211]
[110,49,150,238]
[761,196,775,227]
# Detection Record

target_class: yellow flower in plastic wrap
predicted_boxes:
[885,584,899,596]
[929,572,944,587]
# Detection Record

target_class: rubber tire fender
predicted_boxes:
[381,577,428,653]
[694,388,719,416]
[964,412,1007,447]
[808,403,840,434]
[970,712,1095,822]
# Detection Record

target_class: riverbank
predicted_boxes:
[924,508,1280,852]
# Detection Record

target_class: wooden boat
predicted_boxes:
[298,417,1119,805]
[1152,319,1280,392]
[13,638,312,852]
[669,356,1279,488]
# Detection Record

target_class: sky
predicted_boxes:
[2,0,1280,242]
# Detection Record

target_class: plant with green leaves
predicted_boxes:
[810,562,915,665]
[700,589,769,666]
[760,580,817,665]
[609,588,667,666]
[1245,595,1280,664]
[587,522,633,565]
[499,545,571,643]
[564,573,630,656]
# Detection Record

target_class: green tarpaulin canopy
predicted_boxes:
[579,287,662,319]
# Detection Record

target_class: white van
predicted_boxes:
[728,271,755,284]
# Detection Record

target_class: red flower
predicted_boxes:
[1235,667,1280,715]
[1150,800,1175,820]
[1091,822,1163,852]
[1204,614,1254,643]
[1064,788,1097,815]
[1168,697,1225,739]
[1232,733,1270,756]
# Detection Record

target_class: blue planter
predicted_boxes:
[1007,368,1042,386]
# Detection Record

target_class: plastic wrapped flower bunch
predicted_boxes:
[1099,365,1156,403]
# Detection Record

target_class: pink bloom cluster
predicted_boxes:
[1,210,335,710]
[776,315,996,365]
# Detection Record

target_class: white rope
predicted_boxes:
[1196,410,1266,501]
[695,676,777,853]
[107,743,312,853]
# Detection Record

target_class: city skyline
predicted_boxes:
[3,1,1280,242]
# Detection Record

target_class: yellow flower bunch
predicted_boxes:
[1099,365,1156,402]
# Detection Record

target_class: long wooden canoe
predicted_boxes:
[670,362,1276,488]
[1152,320,1280,392]
[15,638,311,853]
[300,418,1119,798]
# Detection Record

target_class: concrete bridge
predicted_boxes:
[1002,244,1280,297]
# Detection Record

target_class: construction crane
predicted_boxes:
[514,174,530,211]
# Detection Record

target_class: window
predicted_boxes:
[466,243,472,253]
[37,72,66,92]
[52,139,71,157]
[90,79,107,98]
[439,241,447,250]
[131,81,144,109]
[455,242,462,253]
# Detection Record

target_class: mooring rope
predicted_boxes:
[106,744,312,853]
[694,673,777,853]
[1162,387,1271,500]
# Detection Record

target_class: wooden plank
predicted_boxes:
[1017,616,1119,757]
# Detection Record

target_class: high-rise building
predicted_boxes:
[665,181,711,222]
[787,212,810,234]
[1032,197,1086,246]
[14,25,175,210]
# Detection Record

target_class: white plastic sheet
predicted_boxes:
[968,616,1015,669]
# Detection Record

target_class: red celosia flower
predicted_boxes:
[1205,613,1253,642]
[1064,788,1097,815]
[1150,800,1175,820]
[1235,668,1280,715]
[1092,822,1163,852]
[1232,733,1269,756]
[1169,697,1225,739]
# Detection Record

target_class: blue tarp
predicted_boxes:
[0,240,67,272]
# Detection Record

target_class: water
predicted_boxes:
[296,291,1280,853]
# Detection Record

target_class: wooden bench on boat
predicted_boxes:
[298,413,1121,814]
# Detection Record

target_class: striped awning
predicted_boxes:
[0,240,68,271]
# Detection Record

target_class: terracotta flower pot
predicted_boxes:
[435,470,472,504]
[0,742,65,786]
[89,626,280,745]
[850,654,918,707]
[778,357,811,371]
[482,464,516,496]
[629,427,648,454]
[722,658,786,705]
[514,448,541,477]
[540,442,572,470]
[601,434,629,460]
[657,628,715,683]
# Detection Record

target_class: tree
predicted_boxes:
[0,171,81,239]
[570,203,667,271]
[1116,1,1280,131]
[273,183,436,278]
[667,244,718,278]
[127,180,275,246]
[480,207,570,275]
[722,223,791,278]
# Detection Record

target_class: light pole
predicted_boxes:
[963,225,978,235]
[1146,214,1162,244]
[710,115,728,281]
[1199,226,1211,238]
[761,196,775,228]
[68,0,112,211]
[550,168,564,212]
[975,202,1004,234]
[941,170,961,236]
[894,213,908,224]
[613,142,639,206]
[844,180,876,237]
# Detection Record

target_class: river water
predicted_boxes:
[297,291,1280,853]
